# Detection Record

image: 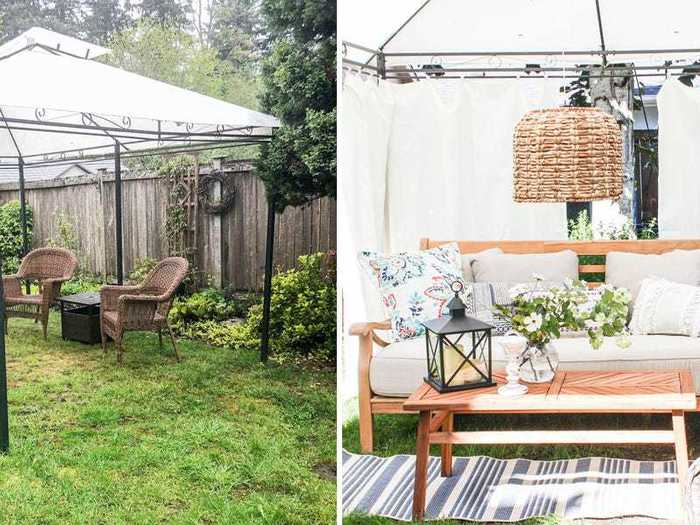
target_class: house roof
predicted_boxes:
[0,159,115,184]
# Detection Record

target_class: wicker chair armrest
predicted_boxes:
[100,285,141,311]
[2,275,22,298]
[349,320,391,347]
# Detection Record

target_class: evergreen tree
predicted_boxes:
[256,0,336,211]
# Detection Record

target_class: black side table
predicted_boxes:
[58,292,102,344]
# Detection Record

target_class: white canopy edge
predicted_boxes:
[0,27,110,60]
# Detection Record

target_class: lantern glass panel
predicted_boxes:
[423,322,494,393]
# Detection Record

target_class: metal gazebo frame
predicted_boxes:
[0,42,280,453]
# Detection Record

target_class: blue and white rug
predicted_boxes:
[342,451,683,522]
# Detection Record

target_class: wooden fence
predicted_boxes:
[0,162,336,291]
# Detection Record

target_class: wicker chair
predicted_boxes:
[2,247,78,339]
[100,257,188,363]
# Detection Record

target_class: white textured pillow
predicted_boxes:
[471,250,578,283]
[630,278,700,336]
[460,248,503,282]
[606,250,700,301]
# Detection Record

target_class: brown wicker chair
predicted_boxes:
[100,257,188,363]
[2,247,78,339]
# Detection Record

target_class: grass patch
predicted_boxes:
[343,409,700,524]
[0,313,336,524]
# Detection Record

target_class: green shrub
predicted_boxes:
[232,252,336,363]
[128,257,158,284]
[60,274,104,296]
[0,200,33,273]
[167,253,335,365]
[222,289,261,318]
[177,319,243,347]
[46,212,78,252]
[639,217,658,240]
[169,288,238,332]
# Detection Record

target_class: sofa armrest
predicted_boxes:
[349,320,391,347]
[350,320,391,453]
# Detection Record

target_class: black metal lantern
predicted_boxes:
[422,281,495,393]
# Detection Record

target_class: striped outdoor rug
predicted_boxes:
[342,450,684,522]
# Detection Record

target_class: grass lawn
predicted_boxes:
[0,313,336,524]
[343,408,700,524]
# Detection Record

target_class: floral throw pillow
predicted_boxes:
[358,243,464,341]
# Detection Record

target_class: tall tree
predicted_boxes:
[129,0,191,30]
[191,0,262,71]
[82,0,130,44]
[105,19,259,110]
[255,0,336,211]
[0,0,82,41]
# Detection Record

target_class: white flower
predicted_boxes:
[509,283,530,300]
[615,288,631,303]
[523,313,543,333]
[585,319,601,330]
[531,273,545,282]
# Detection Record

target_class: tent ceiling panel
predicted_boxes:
[344,0,700,69]
[599,0,700,59]
[383,0,601,66]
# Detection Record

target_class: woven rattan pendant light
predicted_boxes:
[513,107,623,202]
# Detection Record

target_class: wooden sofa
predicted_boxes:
[349,238,700,453]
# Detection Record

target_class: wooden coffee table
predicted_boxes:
[403,370,696,521]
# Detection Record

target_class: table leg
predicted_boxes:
[672,410,689,493]
[441,412,454,477]
[413,410,431,522]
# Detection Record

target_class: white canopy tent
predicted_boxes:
[0,29,281,451]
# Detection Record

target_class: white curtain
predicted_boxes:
[339,75,568,408]
[338,76,395,408]
[657,79,700,238]
[386,79,567,251]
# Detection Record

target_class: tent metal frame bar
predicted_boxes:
[0,115,267,139]
[0,141,265,169]
[345,39,700,59]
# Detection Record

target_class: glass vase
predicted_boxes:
[518,343,559,383]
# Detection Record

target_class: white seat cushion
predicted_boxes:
[370,334,700,397]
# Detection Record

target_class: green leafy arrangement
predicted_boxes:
[0,200,33,273]
[495,279,631,350]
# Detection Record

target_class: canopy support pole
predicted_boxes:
[260,195,276,363]
[0,258,9,454]
[114,143,124,285]
[17,157,30,294]
[594,0,608,66]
